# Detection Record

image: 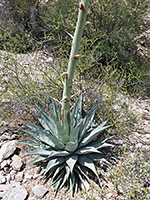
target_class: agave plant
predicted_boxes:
[22,94,113,195]
[22,0,113,196]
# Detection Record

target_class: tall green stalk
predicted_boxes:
[62,0,90,134]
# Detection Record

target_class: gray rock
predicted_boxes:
[46,57,53,63]
[15,171,24,182]
[10,170,17,181]
[0,133,11,140]
[0,140,17,162]
[32,185,48,198]
[1,182,28,200]
[11,155,23,171]
[0,175,6,184]
[24,172,32,180]
[1,160,8,168]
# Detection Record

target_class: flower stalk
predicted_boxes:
[62,0,90,134]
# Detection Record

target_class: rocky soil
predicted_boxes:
[0,50,149,199]
[0,98,149,200]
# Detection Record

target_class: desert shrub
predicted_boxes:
[108,149,150,199]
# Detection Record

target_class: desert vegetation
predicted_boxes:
[0,0,150,199]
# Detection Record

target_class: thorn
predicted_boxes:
[61,72,70,80]
[71,55,80,60]
[80,3,85,11]
[69,84,72,88]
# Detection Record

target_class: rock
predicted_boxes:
[0,175,6,184]
[15,171,24,182]
[32,185,48,198]
[135,143,143,148]
[6,174,11,183]
[10,170,16,181]
[1,182,28,200]
[143,126,150,134]
[0,140,17,162]
[0,133,11,140]
[1,160,8,168]
[11,155,23,171]
[24,172,32,180]
[46,57,53,63]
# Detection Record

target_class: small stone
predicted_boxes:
[0,175,6,184]
[0,133,11,140]
[11,155,23,171]
[2,182,28,200]
[46,57,53,63]
[135,143,143,148]
[145,134,150,139]
[10,170,16,181]
[1,160,8,168]
[0,140,17,162]
[6,174,11,183]
[15,171,24,182]
[24,172,32,181]
[32,185,48,198]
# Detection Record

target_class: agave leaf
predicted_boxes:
[52,168,65,187]
[44,130,65,149]
[49,97,59,121]
[52,166,64,181]
[20,141,43,148]
[59,166,71,190]
[71,93,83,127]
[44,157,65,175]
[70,172,75,196]
[26,148,52,156]
[87,153,105,161]
[88,140,114,150]
[54,170,66,196]
[79,104,98,142]
[79,122,110,148]
[47,150,70,158]
[65,140,78,152]
[70,120,83,143]
[99,158,112,166]
[23,123,43,131]
[75,146,101,155]
[66,155,78,173]
[23,129,56,148]
[53,118,70,144]
[78,156,99,178]
[27,155,47,165]
[35,104,57,136]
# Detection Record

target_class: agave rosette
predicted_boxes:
[22,94,113,195]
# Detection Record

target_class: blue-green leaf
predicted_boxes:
[27,155,47,165]
[44,157,65,175]
[23,129,56,148]
[59,166,71,190]
[26,148,52,156]
[79,104,98,141]
[66,155,78,173]
[75,146,101,155]
[49,97,59,121]
[71,93,83,127]
[65,141,78,152]
[70,120,83,142]
[78,156,99,178]
[53,119,70,144]
[79,122,110,148]
[35,104,57,136]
